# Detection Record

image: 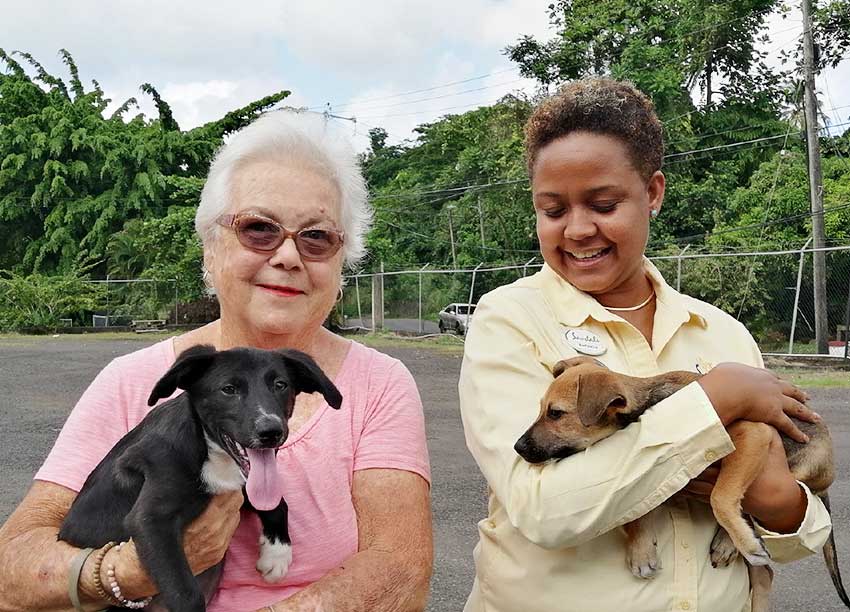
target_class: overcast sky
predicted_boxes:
[1,1,847,152]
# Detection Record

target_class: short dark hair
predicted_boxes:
[524,77,664,181]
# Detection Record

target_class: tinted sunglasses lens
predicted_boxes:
[237,218,282,251]
[297,229,340,259]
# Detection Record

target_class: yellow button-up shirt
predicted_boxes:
[459,260,831,612]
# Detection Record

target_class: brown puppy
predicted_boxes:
[514,356,848,612]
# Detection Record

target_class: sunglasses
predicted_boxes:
[216,213,345,261]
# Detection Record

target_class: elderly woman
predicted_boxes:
[458,78,831,612]
[0,112,433,611]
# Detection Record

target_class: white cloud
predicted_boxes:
[279,0,551,78]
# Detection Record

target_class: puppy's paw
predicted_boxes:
[710,528,739,568]
[256,534,292,582]
[627,539,661,579]
[740,538,771,567]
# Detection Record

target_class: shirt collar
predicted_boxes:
[538,258,709,330]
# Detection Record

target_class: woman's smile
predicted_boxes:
[561,245,613,268]
[256,284,306,297]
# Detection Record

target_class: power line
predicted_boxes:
[327,10,803,124]
[373,216,538,255]
[330,78,528,114]
[357,96,508,120]
[647,202,850,248]
[314,66,519,110]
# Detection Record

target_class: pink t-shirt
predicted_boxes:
[36,338,430,611]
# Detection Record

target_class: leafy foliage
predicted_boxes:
[0,269,104,331]
[0,48,289,277]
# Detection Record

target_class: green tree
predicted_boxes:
[0,49,289,277]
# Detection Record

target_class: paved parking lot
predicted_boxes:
[1,335,849,611]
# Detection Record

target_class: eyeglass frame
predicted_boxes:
[215,213,345,261]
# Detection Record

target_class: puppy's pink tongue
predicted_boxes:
[245,449,282,511]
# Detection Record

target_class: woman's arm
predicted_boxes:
[0,482,102,612]
[269,468,433,612]
[0,481,241,611]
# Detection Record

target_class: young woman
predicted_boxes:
[459,78,830,612]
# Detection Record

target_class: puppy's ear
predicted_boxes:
[148,344,218,406]
[552,360,570,378]
[575,371,629,427]
[278,349,343,410]
[552,356,607,378]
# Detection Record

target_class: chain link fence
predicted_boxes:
[84,278,179,327]
[342,244,850,356]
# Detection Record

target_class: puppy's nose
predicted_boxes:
[255,415,285,446]
[514,434,533,459]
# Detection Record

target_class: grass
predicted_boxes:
[348,331,465,354]
[0,330,178,342]
[774,367,850,388]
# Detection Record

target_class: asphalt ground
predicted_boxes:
[1,335,849,611]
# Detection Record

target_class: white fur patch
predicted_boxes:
[256,534,292,582]
[201,436,246,493]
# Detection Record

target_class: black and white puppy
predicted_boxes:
[58,344,343,612]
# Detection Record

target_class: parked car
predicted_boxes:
[438,303,477,335]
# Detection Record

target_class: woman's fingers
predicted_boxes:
[774,410,809,444]
[778,380,810,405]
[779,390,821,424]
[183,491,244,572]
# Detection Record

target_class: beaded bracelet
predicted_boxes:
[92,542,123,606]
[105,542,154,609]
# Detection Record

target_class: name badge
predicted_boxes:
[564,328,607,356]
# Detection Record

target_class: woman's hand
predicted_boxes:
[698,363,819,443]
[182,490,244,572]
[682,429,807,533]
[111,490,244,599]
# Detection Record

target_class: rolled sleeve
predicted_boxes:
[459,292,735,550]
[754,482,832,562]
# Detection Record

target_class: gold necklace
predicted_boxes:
[603,291,656,312]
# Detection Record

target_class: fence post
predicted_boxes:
[418,263,430,334]
[676,244,690,292]
[372,263,384,331]
[466,263,483,330]
[789,237,813,354]
[843,261,850,359]
[106,274,110,327]
[354,275,363,327]
[523,257,536,277]
[173,279,178,325]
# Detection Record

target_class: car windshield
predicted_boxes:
[457,305,476,315]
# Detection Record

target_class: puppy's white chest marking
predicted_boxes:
[201,436,245,493]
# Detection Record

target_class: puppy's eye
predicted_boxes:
[274,380,288,391]
[547,406,564,420]
[221,384,237,396]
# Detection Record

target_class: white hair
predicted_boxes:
[195,110,371,267]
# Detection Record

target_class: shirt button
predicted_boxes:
[488,520,496,529]
[704,450,717,461]
[682,541,690,549]
[680,601,691,610]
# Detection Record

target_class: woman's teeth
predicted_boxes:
[568,247,608,260]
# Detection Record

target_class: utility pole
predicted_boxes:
[802,0,829,354]
[476,194,486,249]
[447,204,458,269]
